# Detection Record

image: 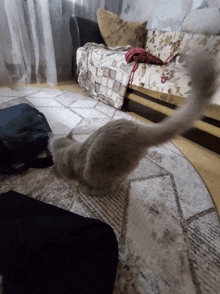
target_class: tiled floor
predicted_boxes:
[1,81,220,216]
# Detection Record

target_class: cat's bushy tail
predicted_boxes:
[145,52,218,146]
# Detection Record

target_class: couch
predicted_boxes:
[69,15,220,154]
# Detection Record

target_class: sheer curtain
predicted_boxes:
[0,0,122,87]
[0,0,58,85]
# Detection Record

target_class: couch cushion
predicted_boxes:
[145,30,185,63]
[129,62,220,121]
[131,63,190,100]
[97,9,147,48]
[179,32,220,56]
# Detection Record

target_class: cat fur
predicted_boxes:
[48,52,217,193]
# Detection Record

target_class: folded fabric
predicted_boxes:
[125,47,166,84]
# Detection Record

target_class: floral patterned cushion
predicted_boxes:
[145,30,184,63]
[145,29,220,62]
[179,32,220,56]
[130,62,220,120]
[97,9,147,48]
[131,63,191,99]
[126,29,220,120]
[129,29,220,120]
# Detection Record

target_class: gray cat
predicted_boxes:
[48,52,217,194]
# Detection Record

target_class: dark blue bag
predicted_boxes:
[0,103,53,175]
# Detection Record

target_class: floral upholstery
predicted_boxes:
[179,32,220,56]
[130,30,220,120]
[131,63,191,99]
[145,30,184,63]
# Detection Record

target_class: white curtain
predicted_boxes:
[0,0,121,87]
[0,0,58,85]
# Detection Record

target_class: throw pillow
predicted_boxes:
[181,8,220,35]
[97,9,148,48]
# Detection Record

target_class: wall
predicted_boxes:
[120,0,220,31]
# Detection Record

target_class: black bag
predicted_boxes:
[0,103,53,175]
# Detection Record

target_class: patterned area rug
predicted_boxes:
[0,87,220,294]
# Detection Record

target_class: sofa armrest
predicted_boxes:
[70,15,105,48]
[69,16,105,80]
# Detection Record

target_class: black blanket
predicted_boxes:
[0,191,118,293]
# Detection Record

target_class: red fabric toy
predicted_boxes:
[125,47,166,85]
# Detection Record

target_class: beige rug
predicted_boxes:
[0,87,220,294]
